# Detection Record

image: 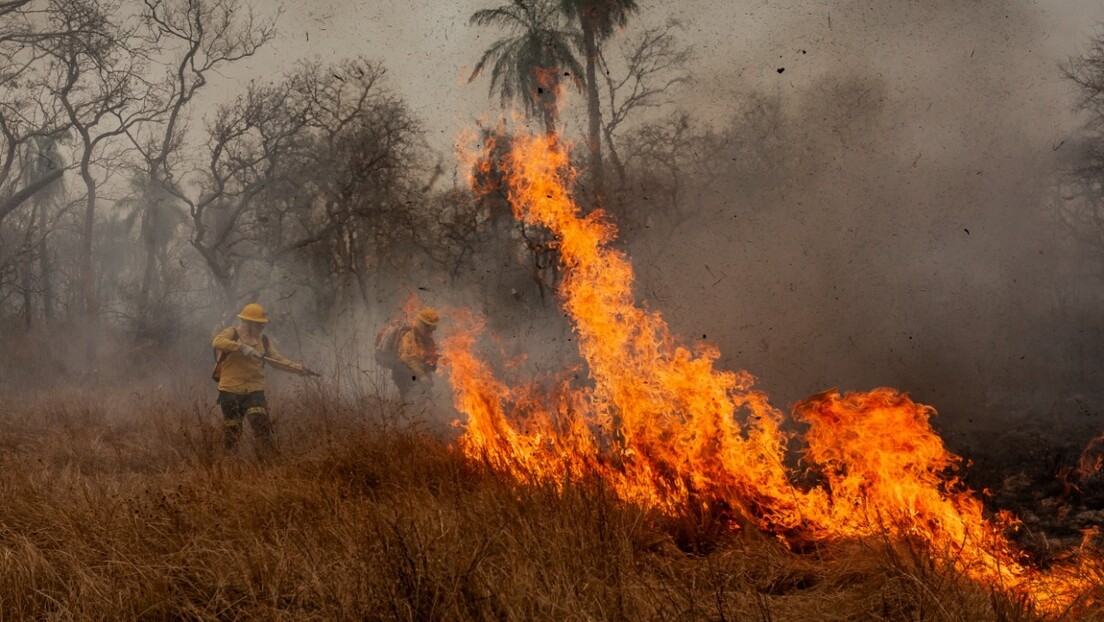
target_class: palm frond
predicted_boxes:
[470,0,584,119]
[470,6,521,28]
[469,37,513,83]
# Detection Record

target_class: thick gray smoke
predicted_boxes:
[618,0,1101,428]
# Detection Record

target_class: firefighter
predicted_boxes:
[392,307,440,400]
[212,303,313,458]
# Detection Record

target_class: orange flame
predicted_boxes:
[402,292,426,323]
[442,131,1103,613]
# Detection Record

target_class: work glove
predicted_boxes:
[239,344,262,360]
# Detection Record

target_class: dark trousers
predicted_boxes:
[218,390,274,457]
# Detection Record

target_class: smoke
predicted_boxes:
[616,0,1100,429]
[4,0,1102,445]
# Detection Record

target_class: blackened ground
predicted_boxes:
[945,401,1104,562]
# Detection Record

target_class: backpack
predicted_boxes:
[212,328,270,382]
[374,321,409,367]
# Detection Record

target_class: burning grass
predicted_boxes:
[445,130,1104,615]
[0,385,1100,620]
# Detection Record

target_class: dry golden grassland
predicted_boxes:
[0,382,1099,621]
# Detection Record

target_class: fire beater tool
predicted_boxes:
[263,356,321,377]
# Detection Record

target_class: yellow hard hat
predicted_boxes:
[417,307,439,327]
[237,303,268,324]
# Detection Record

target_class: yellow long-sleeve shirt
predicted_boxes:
[212,326,295,394]
[398,329,437,377]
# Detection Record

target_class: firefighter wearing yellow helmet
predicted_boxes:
[392,307,440,400]
[211,303,315,457]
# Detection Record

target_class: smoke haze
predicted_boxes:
[179,0,1104,421]
[6,0,1104,432]
[609,1,1104,424]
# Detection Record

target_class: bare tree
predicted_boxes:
[14,134,67,325]
[422,186,486,280]
[1053,159,1104,280]
[122,0,276,334]
[176,57,431,314]
[0,1,75,223]
[1056,36,1104,281]
[0,1,102,329]
[37,0,163,322]
[174,80,308,304]
[559,0,639,199]
[620,111,709,225]
[261,59,431,316]
[598,19,692,190]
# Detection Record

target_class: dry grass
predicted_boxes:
[0,382,1099,621]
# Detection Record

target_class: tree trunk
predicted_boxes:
[533,64,560,136]
[582,16,605,203]
[20,201,38,327]
[21,255,33,328]
[79,161,97,364]
[193,240,237,308]
[219,274,237,309]
[0,168,64,224]
[39,224,53,323]
[139,214,157,333]
[540,88,558,136]
[604,127,626,189]
[137,181,159,334]
[79,168,97,318]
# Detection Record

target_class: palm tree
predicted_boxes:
[560,0,639,196]
[469,0,584,135]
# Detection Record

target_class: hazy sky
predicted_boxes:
[190,1,1104,413]
[205,0,1104,160]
